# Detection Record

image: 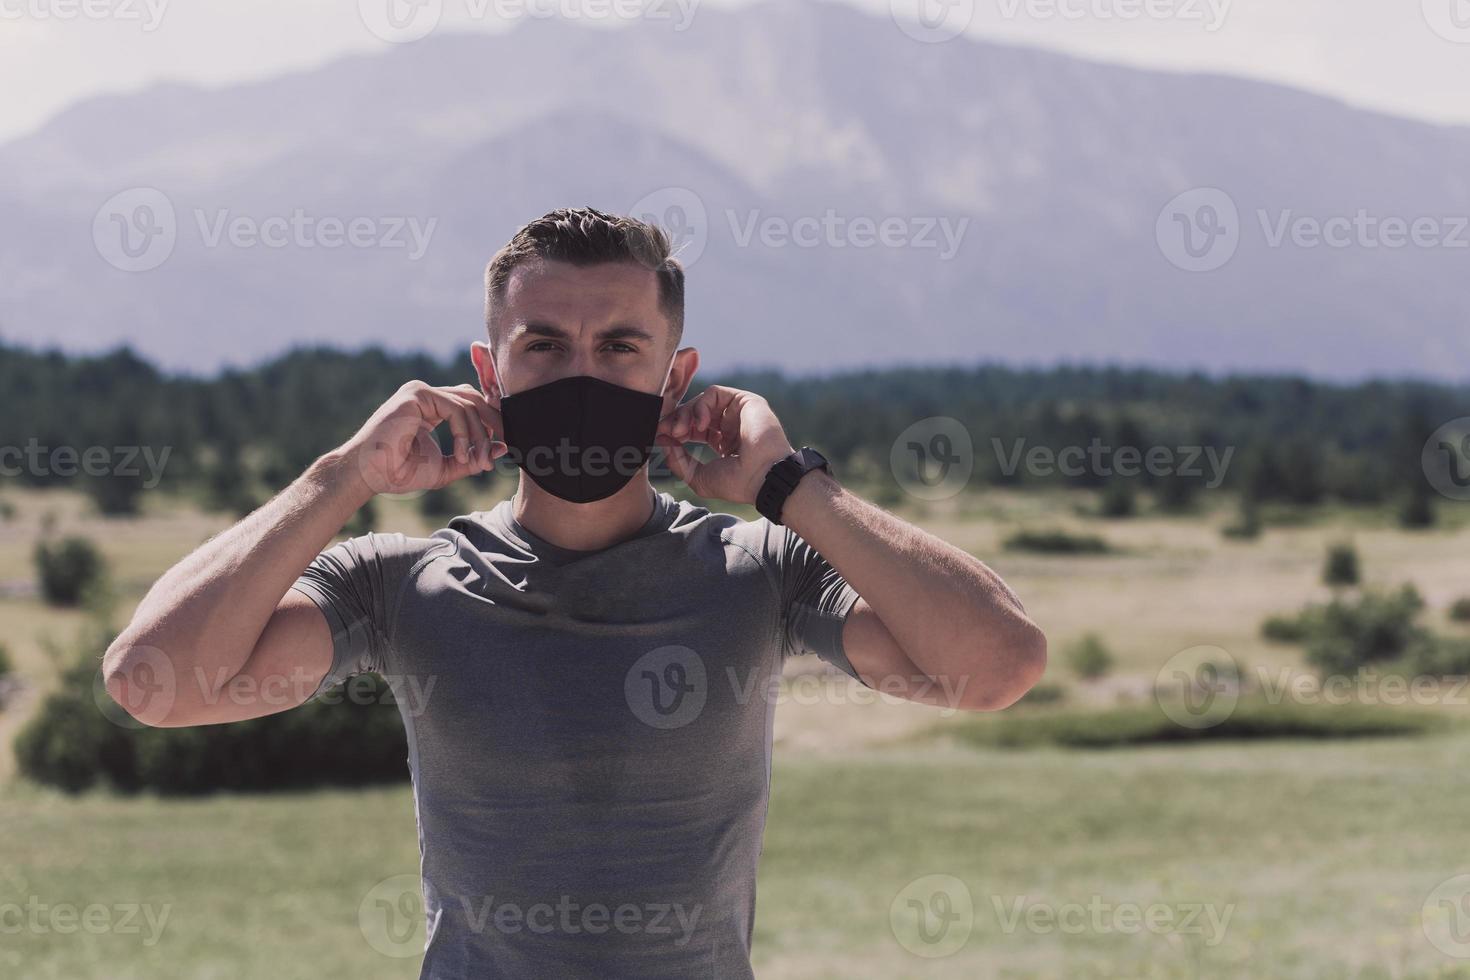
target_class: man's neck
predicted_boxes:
[510,475,658,553]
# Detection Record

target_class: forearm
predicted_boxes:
[780,471,1045,691]
[103,449,371,697]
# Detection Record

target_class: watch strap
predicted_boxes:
[756,448,829,525]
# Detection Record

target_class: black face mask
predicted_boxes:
[499,374,666,504]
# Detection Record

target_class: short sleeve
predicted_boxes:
[289,531,434,699]
[761,521,867,686]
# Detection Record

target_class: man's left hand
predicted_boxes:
[655,385,795,505]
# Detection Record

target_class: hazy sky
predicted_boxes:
[3,0,1469,142]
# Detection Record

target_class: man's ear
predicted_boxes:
[470,341,501,406]
[663,346,700,415]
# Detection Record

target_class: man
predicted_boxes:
[103,208,1046,978]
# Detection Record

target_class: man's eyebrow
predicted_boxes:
[597,325,656,342]
[517,322,570,339]
[511,322,656,343]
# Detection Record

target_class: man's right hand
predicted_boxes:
[344,381,506,497]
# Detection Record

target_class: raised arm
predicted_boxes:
[656,384,1046,714]
[102,382,503,727]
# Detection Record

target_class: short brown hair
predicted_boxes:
[484,207,685,344]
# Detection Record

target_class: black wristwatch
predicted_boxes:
[756,447,830,525]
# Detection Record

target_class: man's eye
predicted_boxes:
[606,343,636,353]
[527,342,559,352]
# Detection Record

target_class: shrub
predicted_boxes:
[1222,495,1262,540]
[1098,482,1136,518]
[0,498,14,522]
[1065,634,1115,681]
[1322,541,1360,588]
[1409,635,1470,678]
[84,473,145,517]
[1261,610,1317,644]
[343,498,378,537]
[1016,682,1066,707]
[1450,598,1470,624]
[944,698,1445,750]
[1399,487,1436,529]
[1303,585,1427,677]
[16,657,409,796]
[34,536,106,607]
[0,643,12,676]
[418,484,466,520]
[1004,529,1112,555]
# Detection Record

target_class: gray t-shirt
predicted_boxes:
[289,490,865,979]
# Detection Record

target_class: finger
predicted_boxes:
[434,452,478,489]
[448,387,505,453]
[693,395,713,439]
[416,388,471,462]
[656,434,701,490]
[662,398,697,442]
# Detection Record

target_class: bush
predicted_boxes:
[1098,482,1136,518]
[418,484,466,520]
[34,536,106,607]
[1016,682,1066,707]
[944,698,1445,750]
[16,658,409,796]
[1261,610,1316,644]
[1004,529,1112,555]
[1322,541,1361,588]
[1304,585,1427,677]
[1409,635,1470,678]
[1450,598,1470,624]
[1222,495,1262,540]
[1065,634,1115,681]
[1399,486,1436,529]
[343,498,378,536]
[0,643,12,676]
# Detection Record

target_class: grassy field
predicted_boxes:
[3,486,1470,978]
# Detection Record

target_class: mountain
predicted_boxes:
[2,0,1468,379]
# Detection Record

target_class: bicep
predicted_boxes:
[199,591,335,724]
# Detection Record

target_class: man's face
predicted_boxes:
[474,259,687,408]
